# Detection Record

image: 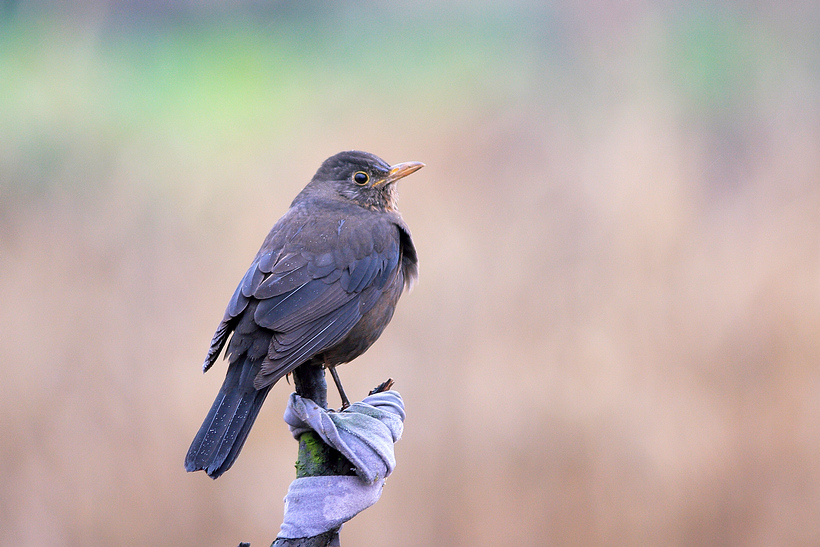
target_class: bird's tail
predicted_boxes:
[185,356,272,479]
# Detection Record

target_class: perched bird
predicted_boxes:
[185,150,423,479]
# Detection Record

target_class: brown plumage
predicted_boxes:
[185,151,423,478]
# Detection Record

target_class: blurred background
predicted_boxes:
[2,1,819,545]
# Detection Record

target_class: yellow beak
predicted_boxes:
[382,161,425,185]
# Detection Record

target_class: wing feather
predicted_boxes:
[202,207,412,390]
[254,298,363,388]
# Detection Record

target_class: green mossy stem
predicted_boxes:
[295,430,356,478]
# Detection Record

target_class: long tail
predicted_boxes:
[185,355,272,479]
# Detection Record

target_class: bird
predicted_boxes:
[185,150,423,479]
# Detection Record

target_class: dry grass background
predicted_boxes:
[2,2,820,546]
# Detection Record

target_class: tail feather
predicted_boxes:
[185,355,273,479]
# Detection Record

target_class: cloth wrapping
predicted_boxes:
[278,390,405,539]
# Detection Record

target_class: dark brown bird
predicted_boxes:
[185,150,423,479]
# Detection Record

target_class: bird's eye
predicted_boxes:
[353,171,370,185]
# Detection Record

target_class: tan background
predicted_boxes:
[2,2,820,545]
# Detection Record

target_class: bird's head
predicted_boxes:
[308,150,424,211]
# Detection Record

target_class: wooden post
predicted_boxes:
[269,364,354,547]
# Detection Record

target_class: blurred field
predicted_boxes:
[2,2,820,546]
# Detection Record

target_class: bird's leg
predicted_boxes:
[327,364,351,410]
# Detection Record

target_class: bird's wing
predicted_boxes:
[202,210,405,388]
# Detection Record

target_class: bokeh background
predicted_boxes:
[2,1,820,545]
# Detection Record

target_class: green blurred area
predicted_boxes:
[2,3,820,546]
[1,5,557,194]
